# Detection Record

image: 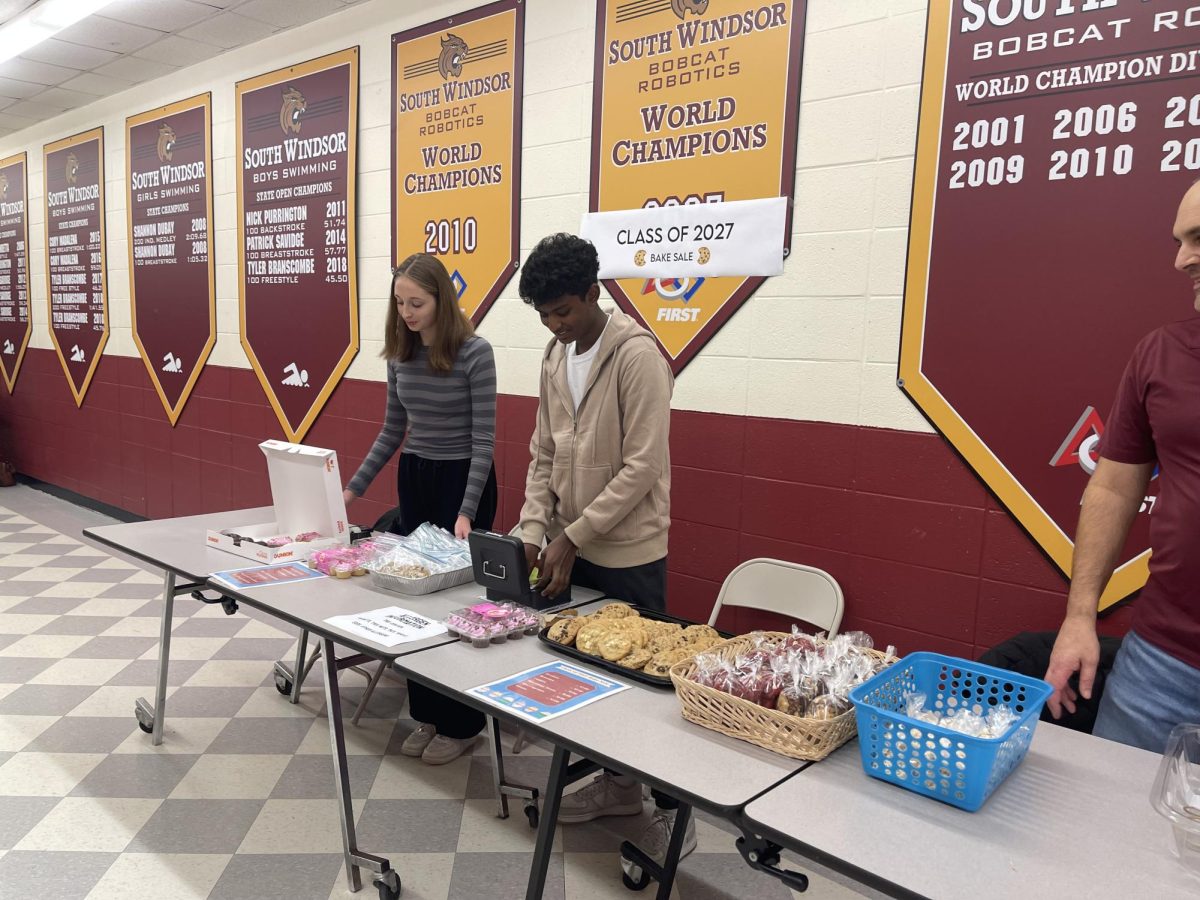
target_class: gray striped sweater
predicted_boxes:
[346,335,496,519]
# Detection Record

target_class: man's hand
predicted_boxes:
[342,489,357,506]
[535,534,577,598]
[1044,616,1100,718]
[454,515,472,540]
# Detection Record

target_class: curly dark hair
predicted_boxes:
[518,233,599,306]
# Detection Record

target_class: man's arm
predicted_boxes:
[1045,457,1153,717]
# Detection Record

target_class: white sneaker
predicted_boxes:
[399,723,436,757]
[557,773,644,824]
[629,807,698,869]
[421,734,477,765]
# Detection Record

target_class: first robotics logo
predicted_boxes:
[1051,406,1159,493]
[1049,406,1105,475]
[644,277,704,323]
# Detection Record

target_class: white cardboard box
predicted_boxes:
[206,440,351,563]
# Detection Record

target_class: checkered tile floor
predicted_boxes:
[0,485,875,900]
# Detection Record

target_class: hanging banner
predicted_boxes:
[0,153,30,393]
[127,94,216,425]
[236,47,359,442]
[581,196,786,278]
[391,0,523,323]
[898,2,1200,610]
[590,0,806,373]
[44,128,107,406]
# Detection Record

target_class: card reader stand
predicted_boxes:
[468,531,569,611]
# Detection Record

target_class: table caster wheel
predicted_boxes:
[135,705,154,734]
[374,868,401,900]
[621,866,650,891]
[274,672,293,696]
[524,803,539,828]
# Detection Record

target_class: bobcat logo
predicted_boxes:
[438,33,468,80]
[671,0,709,18]
[66,153,78,187]
[279,87,306,135]
[156,123,176,163]
[0,173,7,202]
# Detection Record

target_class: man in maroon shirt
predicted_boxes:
[1045,181,1200,753]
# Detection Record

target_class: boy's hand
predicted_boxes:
[535,534,577,598]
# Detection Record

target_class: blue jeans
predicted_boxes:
[1093,629,1200,754]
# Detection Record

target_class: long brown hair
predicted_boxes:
[382,253,474,372]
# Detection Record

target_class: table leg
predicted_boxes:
[290,629,309,703]
[134,570,175,747]
[489,716,510,819]
[525,744,569,900]
[654,802,692,900]
[320,638,396,896]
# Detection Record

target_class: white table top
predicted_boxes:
[84,507,274,580]
[397,609,802,813]
[742,723,1200,899]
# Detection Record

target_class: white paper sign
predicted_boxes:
[580,196,787,279]
[324,606,448,648]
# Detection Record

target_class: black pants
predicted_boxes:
[574,556,677,808]
[396,453,497,740]
[571,556,667,613]
[395,453,497,538]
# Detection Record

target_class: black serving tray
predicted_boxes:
[537,605,731,689]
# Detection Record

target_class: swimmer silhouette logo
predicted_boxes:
[591,0,806,372]
[391,1,524,323]
[0,173,7,201]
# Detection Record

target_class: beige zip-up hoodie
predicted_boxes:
[519,309,673,568]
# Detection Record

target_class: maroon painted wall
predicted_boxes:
[0,348,1135,658]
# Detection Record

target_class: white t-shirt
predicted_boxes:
[567,317,609,413]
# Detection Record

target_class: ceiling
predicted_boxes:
[0,0,367,139]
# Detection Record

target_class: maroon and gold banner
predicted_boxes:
[127,94,215,425]
[236,48,359,442]
[899,2,1200,609]
[0,153,30,393]
[44,128,107,406]
[591,0,806,373]
[391,0,523,323]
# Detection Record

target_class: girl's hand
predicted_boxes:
[454,515,472,540]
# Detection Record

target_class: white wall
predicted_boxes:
[0,0,932,432]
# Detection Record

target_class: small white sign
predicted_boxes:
[324,606,448,648]
[580,196,787,279]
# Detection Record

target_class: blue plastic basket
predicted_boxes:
[848,652,1053,812]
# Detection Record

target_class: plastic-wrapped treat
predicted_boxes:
[776,671,810,716]
[761,654,790,709]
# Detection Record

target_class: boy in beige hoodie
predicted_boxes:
[517,233,694,869]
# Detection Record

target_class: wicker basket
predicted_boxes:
[368,564,472,596]
[669,632,894,762]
